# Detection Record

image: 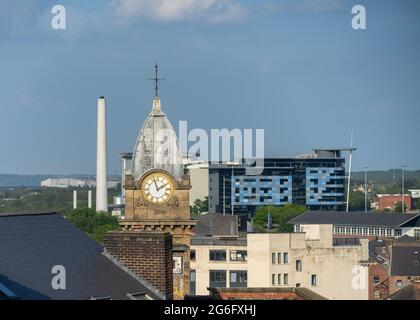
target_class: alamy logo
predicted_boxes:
[352,5,366,30]
[51,5,66,30]
[351,265,367,290]
[51,265,66,290]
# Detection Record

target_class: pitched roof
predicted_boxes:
[288,211,420,228]
[386,282,420,300]
[390,246,420,276]
[0,212,160,300]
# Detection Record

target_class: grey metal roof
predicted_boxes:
[288,211,420,228]
[390,246,420,276]
[386,283,420,300]
[193,214,238,237]
[0,212,160,300]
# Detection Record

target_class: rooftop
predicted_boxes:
[207,287,328,300]
[288,211,420,228]
[0,211,160,300]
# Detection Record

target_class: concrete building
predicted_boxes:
[190,215,370,300]
[41,178,86,188]
[183,160,209,207]
[41,177,118,189]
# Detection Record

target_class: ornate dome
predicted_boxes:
[131,96,183,181]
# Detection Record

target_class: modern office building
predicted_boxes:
[208,149,348,218]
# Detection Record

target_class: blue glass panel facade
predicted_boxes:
[231,176,292,206]
[306,167,345,205]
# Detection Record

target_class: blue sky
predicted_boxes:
[0,0,419,175]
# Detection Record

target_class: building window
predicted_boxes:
[362,227,368,235]
[311,275,317,286]
[373,276,380,284]
[374,228,380,236]
[374,291,381,299]
[230,271,247,288]
[209,250,226,261]
[414,229,420,241]
[277,253,282,264]
[368,228,374,236]
[209,270,226,288]
[272,253,276,264]
[283,273,289,285]
[272,274,275,285]
[396,280,402,288]
[386,229,392,237]
[190,250,196,262]
[277,274,281,285]
[283,252,289,264]
[230,250,247,261]
[190,270,196,295]
[296,260,302,272]
[394,229,402,237]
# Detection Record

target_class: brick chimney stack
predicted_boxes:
[103,231,173,299]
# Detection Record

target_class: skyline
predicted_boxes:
[1,0,420,175]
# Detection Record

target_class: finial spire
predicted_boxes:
[148,63,165,98]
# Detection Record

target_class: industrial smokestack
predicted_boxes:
[88,190,92,209]
[96,96,108,212]
[73,190,77,209]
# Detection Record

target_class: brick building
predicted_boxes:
[377,194,414,211]
[207,287,327,300]
[103,231,173,299]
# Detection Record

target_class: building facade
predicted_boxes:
[190,215,370,300]
[377,194,414,212]
[208,149,346,219]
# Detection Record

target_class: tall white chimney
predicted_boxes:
[73,190,77,209]
[88,190,92,209]
[96,96,108,212]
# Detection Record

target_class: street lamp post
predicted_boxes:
[401,164,406,213]
[223,176,226,215]
[363,165,369,213]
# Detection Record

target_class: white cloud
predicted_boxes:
[112,0,249,23]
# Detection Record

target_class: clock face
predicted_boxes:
[141,172,174,203]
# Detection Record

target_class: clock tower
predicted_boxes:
[121,65,195,299]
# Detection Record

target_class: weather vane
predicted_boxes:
[148,63,165,97]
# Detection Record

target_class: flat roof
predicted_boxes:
[288,211,420,228]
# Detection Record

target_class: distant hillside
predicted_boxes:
[351,169,420,185]
[0,174,120,187]
[0,174,57,187]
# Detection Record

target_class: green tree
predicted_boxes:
[394,202,408,213]
[66,208,120,243]
[253,204,307,233]
[190,197,208,217]
[348,190,371,211]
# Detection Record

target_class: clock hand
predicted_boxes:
[153,178,159,190]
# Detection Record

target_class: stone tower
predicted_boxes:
[121,75,195,299]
